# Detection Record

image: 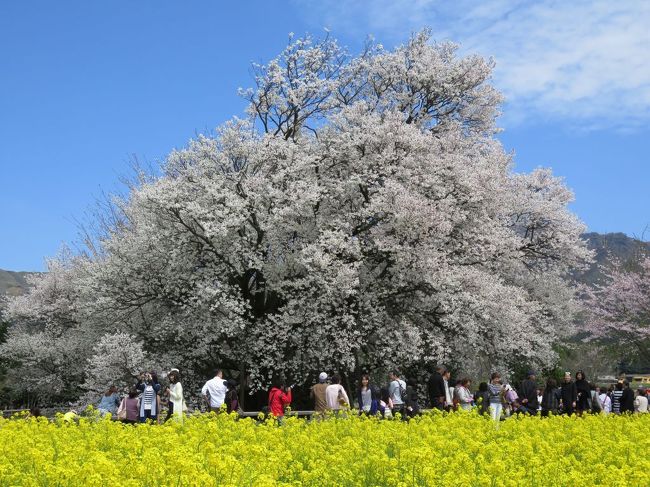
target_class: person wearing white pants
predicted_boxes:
[490,402,503,421]
[488,372,505,421]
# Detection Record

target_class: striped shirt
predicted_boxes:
[488,383,502,404]
[143,385,155,410]
[612,390,623,414]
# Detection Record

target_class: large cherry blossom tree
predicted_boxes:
[1,31,592,403]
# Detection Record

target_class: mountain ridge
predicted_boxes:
[0,269,36,297]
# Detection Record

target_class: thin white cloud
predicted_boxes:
[295,0,650,130]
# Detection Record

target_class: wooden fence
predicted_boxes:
[2,407,317,419]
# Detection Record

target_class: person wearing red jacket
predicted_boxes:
[268,379,292,421]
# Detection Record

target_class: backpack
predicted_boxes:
[116,398,127,420]
[226,390,239,413]
[590,392,601,413]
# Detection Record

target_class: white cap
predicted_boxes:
[318,372,328,382]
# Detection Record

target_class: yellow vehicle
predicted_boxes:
[623,374,650,387]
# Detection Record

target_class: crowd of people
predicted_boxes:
[94,366,650,424]
[96,368,240,423]
[97,369,190,423]
[305,367,649,421]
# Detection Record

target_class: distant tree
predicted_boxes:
[0,313,7,344]
[0,30,592,400]
[583,257,650,356]
[0,255,91,403]
[81,332,152,401]
[0,311,9,407]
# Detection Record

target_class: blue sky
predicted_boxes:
[1,0,649,271]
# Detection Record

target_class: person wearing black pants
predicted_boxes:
[519,371,539,415]
[427,366,446,410]
[560,372,577,415]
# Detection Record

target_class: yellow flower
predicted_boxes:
[0,409,648,485]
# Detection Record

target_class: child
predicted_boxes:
[379,387,393,419]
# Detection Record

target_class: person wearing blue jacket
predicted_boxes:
[357,374,380,415]
[97,385,120,415]
[136,372,162,423]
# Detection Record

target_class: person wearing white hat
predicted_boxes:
[310,372,329,415]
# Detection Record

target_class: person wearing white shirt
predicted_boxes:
[202,370,228,412]
[325,374,350,411]
[634,389,648,413]
[166,369,186,422]
[598,391,612,415]
[456,378,474,411]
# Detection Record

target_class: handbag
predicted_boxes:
[117,398,127,420]
[337,386,348,407]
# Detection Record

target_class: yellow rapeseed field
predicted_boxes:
[1,410,649,486]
